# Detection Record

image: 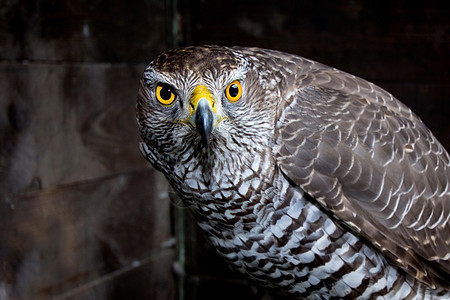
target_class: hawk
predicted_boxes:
[136,46,450,299]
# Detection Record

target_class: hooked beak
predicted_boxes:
[193,98,215,146]
[189,85,218,147]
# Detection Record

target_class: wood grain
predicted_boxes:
[0,170,173,299]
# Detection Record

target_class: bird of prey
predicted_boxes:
[136,45,450,299]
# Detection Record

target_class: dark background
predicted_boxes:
[0,0,448,299]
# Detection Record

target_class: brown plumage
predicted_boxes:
[137,45,450,299]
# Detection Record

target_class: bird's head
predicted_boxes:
[137,46,275,172]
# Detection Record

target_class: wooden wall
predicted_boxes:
[0,1,174,299]
[0,1,448,300]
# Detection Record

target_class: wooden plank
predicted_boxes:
[0,62,151,190]
[0,1,176,299]
[0,0,167,62]
[0,169,174,299]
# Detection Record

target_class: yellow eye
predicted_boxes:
[225,80,242,102]
[156,83,176,105]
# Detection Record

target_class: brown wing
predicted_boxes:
[275,69,450,289]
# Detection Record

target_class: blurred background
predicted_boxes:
[0,0,448,299]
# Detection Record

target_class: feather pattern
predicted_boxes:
[274,69,450,289]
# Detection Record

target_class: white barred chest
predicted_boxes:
[168,152,438,299]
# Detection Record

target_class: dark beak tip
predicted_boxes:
[194,99,214,146]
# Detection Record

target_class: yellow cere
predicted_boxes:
[190,85,216,115]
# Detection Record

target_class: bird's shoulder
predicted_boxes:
[273,67,450,289]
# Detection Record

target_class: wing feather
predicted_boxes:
[275,68,450,289]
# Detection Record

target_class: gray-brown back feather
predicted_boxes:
[270,55,450,288]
